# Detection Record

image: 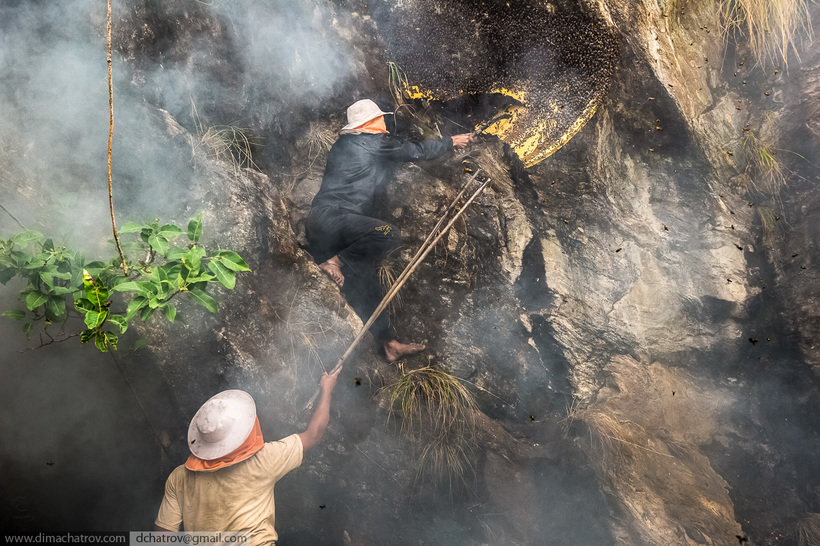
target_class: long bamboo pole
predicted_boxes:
[384,169,481,300]
[304,173,491,410]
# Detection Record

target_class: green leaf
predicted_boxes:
[182,274,214,285]
[84,309,108,329]
[187,281,208,293]
[158,224,183,239]
[108,314,128,334]
[70,266,84,288]
[80,329,95,343]
[150,263,169,285]
[208,259,236,289]
[24,259,46,270]
[108,275,133,289]
[132,339,149,352]
[83,272,109,309]
[119,222,143,233]
[214,251,251,272]
[10,250,28,267]
[75,298,95,313]
[11,230,43,248]
[148,233,169,255]
[140,306,155,322]
[112,281,144,293]
[104,332,119,351]
[125,297,148,320]
[94,332,109,352]
[44,297,66,322]
[26,291,48,310]
[0,266,16,285]
[184,246,207,272]
[188,213,203,244]
[49,286,74,295]
[2,309,26,320]
[22,322,33,338]
[161,305,177,323]
[42,238,54,252]
[162,263,182,281]
[40,272,54,289]
[189,287,218,313]
[166,248,187,260]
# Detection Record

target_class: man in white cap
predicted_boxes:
[153,369,339,542]
[306,99,475,361]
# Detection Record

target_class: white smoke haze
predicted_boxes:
[0,0,365,532]
[1,0,818,542]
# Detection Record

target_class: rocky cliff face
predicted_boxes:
[2,0,817,543]
[122,1,819,544]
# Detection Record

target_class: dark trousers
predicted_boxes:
[305,206,400,343]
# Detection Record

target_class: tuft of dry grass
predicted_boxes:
[190,97,259,175]
[567,406,676,481]
[794,513,820,546]
[743,130,788,195]
[288,122,337,183]
[300,122,336,159]
[582,410,640,470]
[756,205,781,246]
[716,0,813,66]
[377,261,403,316]
[387,61,409,107]
[196,125,259,172]
[386,365,479,486]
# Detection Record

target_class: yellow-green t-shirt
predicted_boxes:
[155,434,303,544]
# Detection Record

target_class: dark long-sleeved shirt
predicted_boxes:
[311,133,453,216]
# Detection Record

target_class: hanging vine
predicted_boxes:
[107,0,128,274]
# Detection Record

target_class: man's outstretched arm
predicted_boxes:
[298,368,340,451]
[376,133,475,162]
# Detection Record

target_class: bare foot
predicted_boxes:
[383,339,426,362]
[319,256,344,287]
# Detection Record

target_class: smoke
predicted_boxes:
[0,0,363,533]
[2,0,818,542]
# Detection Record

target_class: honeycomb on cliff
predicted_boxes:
[375,0,619,167]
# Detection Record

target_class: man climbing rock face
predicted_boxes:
[306,99,475,361]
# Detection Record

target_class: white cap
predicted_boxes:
[188,390,257,460]
[341,99,392,131]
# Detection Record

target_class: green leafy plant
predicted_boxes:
[0,213,250,352]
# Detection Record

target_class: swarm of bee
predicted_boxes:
[377,0,618,167]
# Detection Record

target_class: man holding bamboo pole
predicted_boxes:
[306,99,475,361]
